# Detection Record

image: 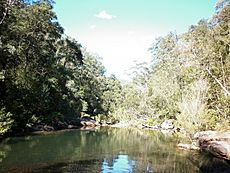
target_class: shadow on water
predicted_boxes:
[198,152,230,173]
[0,127,229,173]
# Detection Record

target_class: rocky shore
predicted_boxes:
[131,119,230,163]
[31,116,101,132]
[195,131,230,160]
[178,130,230,161]
[3,116,230,164]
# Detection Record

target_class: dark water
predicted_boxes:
[0,127,229,173]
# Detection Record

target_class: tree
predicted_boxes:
[0,0,83,133]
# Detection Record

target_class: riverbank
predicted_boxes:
[0,116,101,140]
[111,120,230,162]
[1,117,230,163]
[177,131,230,162]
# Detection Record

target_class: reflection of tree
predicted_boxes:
[0,128,202,172]
[199,153,230,173]
[0,142,11,164]
[33,159,103,173]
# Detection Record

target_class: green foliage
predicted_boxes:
[0,0,229,136]
[111,3,230,133]
[0,108,14,135]
[0,0,121,135]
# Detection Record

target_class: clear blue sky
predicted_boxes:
[54,0,216,80]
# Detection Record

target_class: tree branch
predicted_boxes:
[206,68,230,96]
[0,0,16,25]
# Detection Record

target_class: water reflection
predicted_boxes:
[102,155,136,173]
[199,153,230,173]
[103,154,154,173]
[0,127,223,173]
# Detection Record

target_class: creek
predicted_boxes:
[0,127,228,173]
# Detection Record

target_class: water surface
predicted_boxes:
[0,127,219,173]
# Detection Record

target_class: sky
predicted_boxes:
[53,0,216,80]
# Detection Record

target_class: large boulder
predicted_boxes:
[193,131,218,140]
[195,131,230,160]
[80,116,97,127]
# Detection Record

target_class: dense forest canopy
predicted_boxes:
[0,0,229,135]
[0,0,122,134]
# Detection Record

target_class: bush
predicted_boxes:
[0,108,14,135]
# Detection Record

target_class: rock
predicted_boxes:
[32,124,44,131]
[138,124,160,129]
[101,123,109,126]
[177,143,200,150]
[193,131,218,140]
[199,140,230,160]
[53,121,68,130]
[81,116,95,121]
[160,119,174,130]
[80,116,97,127]
[43,125,54,131]
[81,121,96,127]
[95,121,102,126]
[149,125,160,129]
[81,126,99,130]
[196,131,230,160]
[67,125,78,129]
